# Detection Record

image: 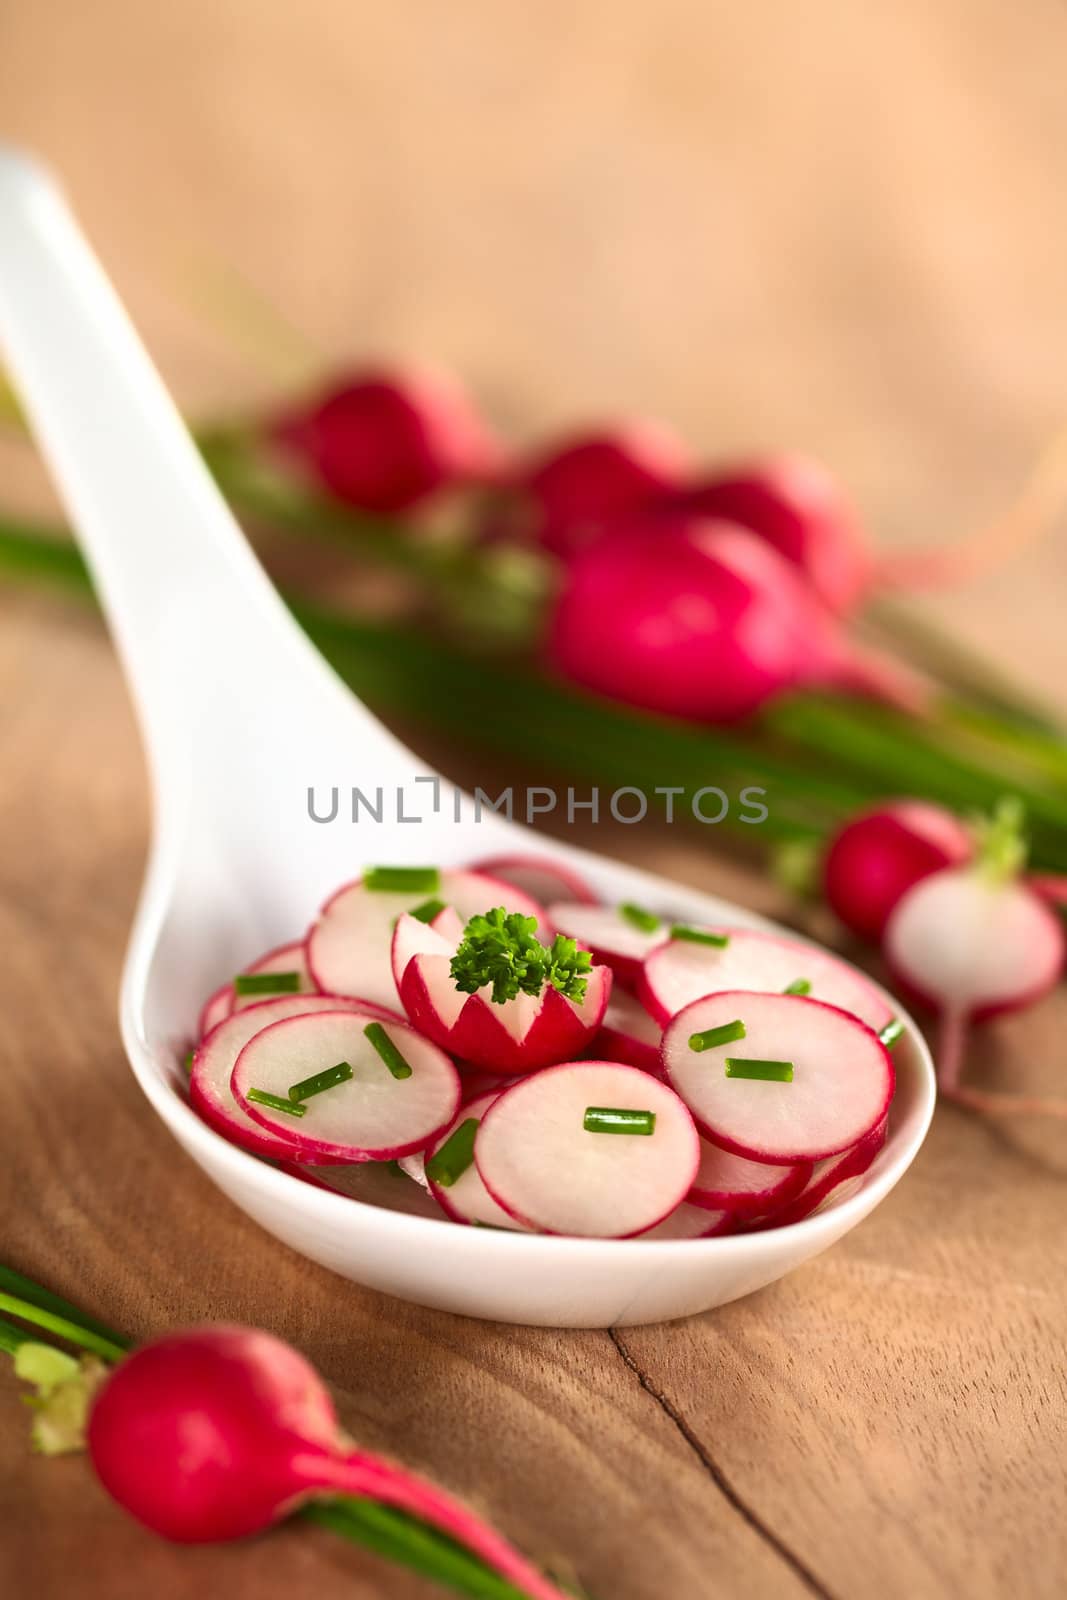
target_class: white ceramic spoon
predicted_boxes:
[0,150,935,1327]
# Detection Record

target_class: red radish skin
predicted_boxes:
[634,1203,736,1240]
[87,1326,569,1600]
[393,912,611,1075]
[640,925,893,1033]
[475,1062,700,1238]
[272,368,503,513]
[662,991,894,1164]
[592,987,663,1074]
[189,994,398,1161]
[308,869,549,1010]
[547,900,669,990]
[1029,872,1067,910]
[546,520,921,725]
[424,1093,533,1229]
[884,865,1067,1116]
[232,1010,461,1162]
[672,455,871,614]
[688,1139,811,1218]
[470,853,598,908]
[519,423,688,557]
[823,801,972,942]
[750,1117,888,1230]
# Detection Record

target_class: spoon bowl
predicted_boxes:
[0,150,935,1326]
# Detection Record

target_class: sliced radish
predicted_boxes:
[308,869,548,1008]
[640,926,893,1033]
[232,1010,461,1162]
[190,994,396,1160]
[470,854,598,908]
[634,1203,735,1240]
[198,983,233,1041]
[662,991,894,1163]
[751,1116,888,1229]
[424,1093,533,1230]
[688,1138,810,1218]
[475,1062,699,1237]
[592,988,662,1074]
[393,912,611,1075]
[547,901,670,988]
[230,940,318,1013]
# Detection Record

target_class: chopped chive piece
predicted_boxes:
[583,1106,657,1136]
[234,970,302,996]
[670,925,730,948]
[724,1057,794,1083]
[183,1049,195,1075]
[425,1118,479,1187]
[364,1021,413,1080]
[410,897,446,924]
[783,978,812,996]
[364,866,441,894]
[878,1017,905,1050]
[247,1087,307,1117]
[620,902,662,934]
[689,1018,747,1052]
[288,1061,353,1101]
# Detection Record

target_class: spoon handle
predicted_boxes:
[0,148,352,795]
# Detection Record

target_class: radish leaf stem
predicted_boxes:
[0,1292,127,1362]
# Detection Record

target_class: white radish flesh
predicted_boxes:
[470,855,597,908]
[663,991,894,1163]
[688,1139,810,1217]
[424,1093,532,1230]
[308,869,548,1008]
[634,1203,734,1240]
[546,902,669,988]
[232,1010,461,1161]
[641,926,893,1032]
[393,912,611,1074]
[189,994,395,1160]
[475,1062,699,1237]
[593,988,662,1074]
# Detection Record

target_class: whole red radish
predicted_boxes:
[519,423,688,557]
[884,800,1067,1116]
[674,455,870,614]
[546,519,917,724]
[823,800,973,942]
[87,1325,569,1600]
[272,367,502,513]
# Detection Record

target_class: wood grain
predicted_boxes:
[2,3,1067,1597]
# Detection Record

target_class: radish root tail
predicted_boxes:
[936,1011,1067,1119]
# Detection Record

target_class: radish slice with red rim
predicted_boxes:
[232,1009,461,1162]
[424,1093,533,1230]
[547,902,669,988]
[592,987,662,1074]
[635,1203,735,1240]
[190,993,400,1161]
[231,940,318,1013]
[749,1116,888,1229]
[393,912,611,1075]
[688,1139,810,1217]
[663,991,894,1163]
[197,983,233,1041]
[308,868,549,1008]
[470,854,598,908]
[475,1062,699,1237]
[640,926,893,1032]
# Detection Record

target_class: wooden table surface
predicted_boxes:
[2,4,1067,1596]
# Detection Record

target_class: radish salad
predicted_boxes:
[188,856,900,1238]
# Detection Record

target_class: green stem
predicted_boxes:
[0,1313,36,1355]
[0,1264,130,1350]
[304,1499,537,1600]
[0,1291,127,1362]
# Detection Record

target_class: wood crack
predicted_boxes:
[607,1329,834,1600]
